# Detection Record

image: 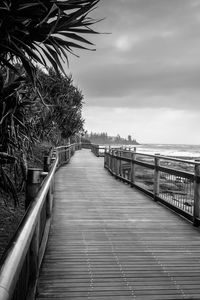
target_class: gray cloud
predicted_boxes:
[77,62,200,108]
[68,0,200,111]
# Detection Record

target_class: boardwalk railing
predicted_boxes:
[80,142,91,149]
[104,148,200,226]
[90,144,106,157]
[0,144,80,300]
[81,143,106,157]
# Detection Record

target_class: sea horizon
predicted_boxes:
[132,143,200,158]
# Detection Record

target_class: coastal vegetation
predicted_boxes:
[0,0,100,257]
[83,132,139,145]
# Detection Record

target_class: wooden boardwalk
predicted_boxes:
[36,149,200,300]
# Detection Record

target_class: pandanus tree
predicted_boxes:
[38,69,84,143]
[0,0,100,204]
[26,68,84,145]
[0,0,100,80]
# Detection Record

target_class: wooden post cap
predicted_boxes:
[27,168,42,184]
[43,156,50,172]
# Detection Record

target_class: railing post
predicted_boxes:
[130,150,136,186]
[193,162,200,226]
[110,149,113,171]
[63,146,66,162]
[116,150,120,176]
[108,149,110,170]
[25,169,42,294]
[43,156,50,172]
[29,219,40,289]
[104,148,107,168]
[110,149,114,172]
[113,150,116,173]
[105,148,109,167]
[50,149,57,165]
[25,168,42,210]
[43,156,53,218]
[46,181,53,218]
[67,146,70,162]
[154,154,160,201]
[68,146,71,160]
[113,150,115,175]
[119,150,122,176]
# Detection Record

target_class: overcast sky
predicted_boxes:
[67,0,200,144]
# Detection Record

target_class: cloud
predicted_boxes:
[76,61,200,110]
[83,106,200,144]
[115,35,141,51]
[66,0,200,143]
[68,0,200,110]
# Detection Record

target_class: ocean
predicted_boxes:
[131,144,200,159]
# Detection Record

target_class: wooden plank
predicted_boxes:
[36,149,200,300]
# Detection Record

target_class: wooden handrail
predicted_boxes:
[132,151,199,165]
[108,153,194,180]
[0,157,58,300]
[90,144,106,157]
[0,144,79,300]
[104,148,200,226]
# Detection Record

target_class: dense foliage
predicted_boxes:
[27,68,84,145]
[0,0,100,81]
[0,0,100,205]
[0,67,85,204]
[84,132,139,145]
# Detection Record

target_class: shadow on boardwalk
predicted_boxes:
[36,149,200,300]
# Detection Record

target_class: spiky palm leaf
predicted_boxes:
[0,0,100,81]
[0,1,100,206]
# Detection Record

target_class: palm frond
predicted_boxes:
[0,0,101,80]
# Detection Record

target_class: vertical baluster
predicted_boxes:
[61,148,64,164]
[119,150,122,177]
[194,162,200,226]
[43,156,50,172]
[113,150,115,174]
[29,219,40,290]
[43,157,53,218]
[65,146,67,162]
[68,146,70,161]
[154,154,160,201]
[109,149,111,170]
[25,169,42,210]
[114,151,117,175]
[130,150,136,186]
[116,150,119,177]
[25,169,42,291]
[111,149,113,171]
[111,150,115,172]
[104,148,107,167]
